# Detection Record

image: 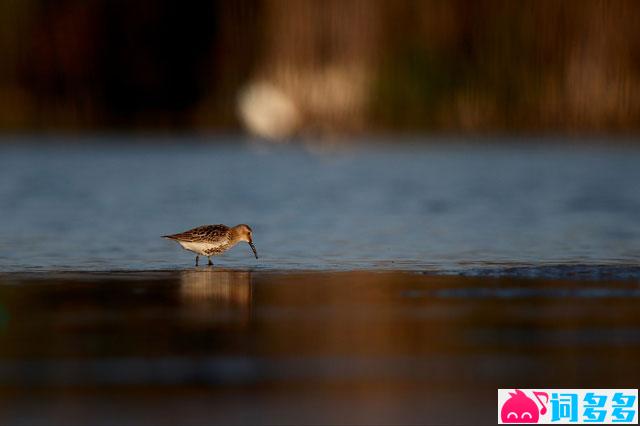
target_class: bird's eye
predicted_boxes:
[522,412,532,419]
[507,412,517,419]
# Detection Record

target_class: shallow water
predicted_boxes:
[0,270,638,425]
[1,139,639,424]
[0,137,639,277]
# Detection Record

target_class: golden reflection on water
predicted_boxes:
[0,272,639,424]
[179,270,252,325]
[179,270,252,306]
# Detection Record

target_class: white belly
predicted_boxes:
[178,241,227,256]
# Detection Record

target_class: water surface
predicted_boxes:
[0,270,638,425]
[0,137,639,276]
[1,139,639,424]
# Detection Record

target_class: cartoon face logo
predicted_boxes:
[501,389,548,423]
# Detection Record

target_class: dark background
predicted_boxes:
[2,0,640,135]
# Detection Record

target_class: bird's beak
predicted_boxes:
[249,241,258,259]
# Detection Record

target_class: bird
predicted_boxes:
[163,224,258,266]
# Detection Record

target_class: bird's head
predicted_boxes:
[233,224,258,259]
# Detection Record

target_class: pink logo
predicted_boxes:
[500,389,548,423]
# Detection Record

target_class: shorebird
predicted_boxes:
[163,224,258,266]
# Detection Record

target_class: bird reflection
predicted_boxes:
[179,270,252,324]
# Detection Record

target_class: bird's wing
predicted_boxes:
[163,224,230,242]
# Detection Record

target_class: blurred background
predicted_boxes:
[2,3,640,425]
[2,0,640,137]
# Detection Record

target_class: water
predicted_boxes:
[1,270,639,425]
[0,136,639,275]
[1,137,639,424]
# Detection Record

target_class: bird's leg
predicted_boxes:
[208,257,213,266]
[195,255,199,266]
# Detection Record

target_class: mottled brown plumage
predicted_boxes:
[164,224,231,243]
[163,224,257,266]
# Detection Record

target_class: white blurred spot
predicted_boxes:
[237,81,300,141]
